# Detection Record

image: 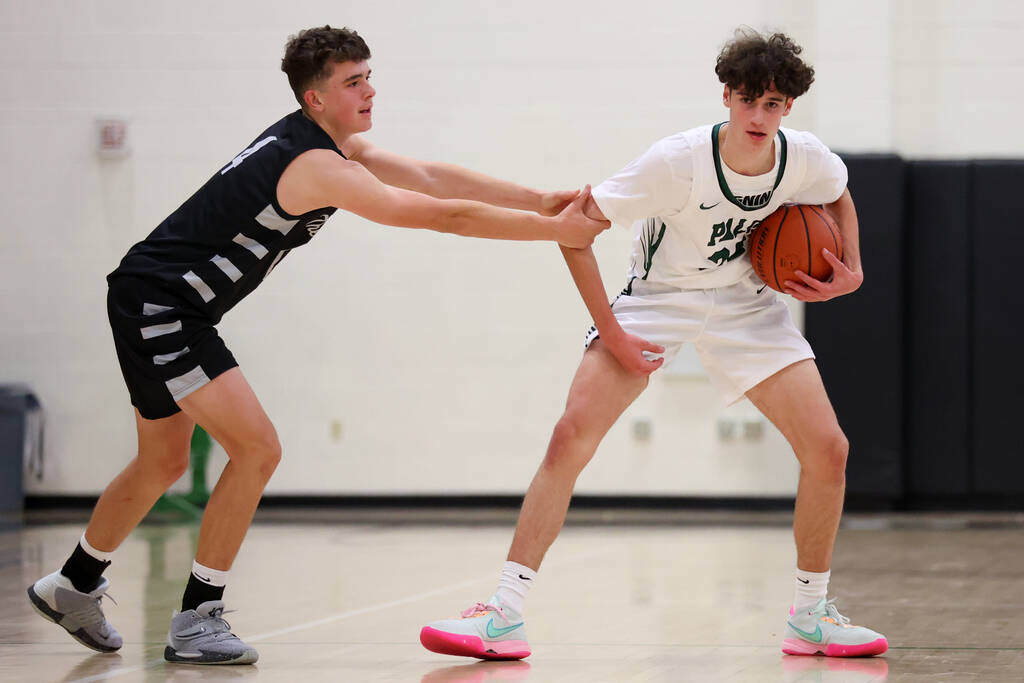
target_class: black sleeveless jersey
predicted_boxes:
[108,110,342,323]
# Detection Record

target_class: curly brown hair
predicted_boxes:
[715,29,814,99]
[281,26,371,107]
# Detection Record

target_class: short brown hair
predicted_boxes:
[715,29,814,99]
[281,26,371,107]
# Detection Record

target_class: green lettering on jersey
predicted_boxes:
[708,217,762,247]
[705,214,763,267]
[708,220,730,247]
[708,238,746,266]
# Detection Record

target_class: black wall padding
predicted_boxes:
[970,162,1024,495]
[805,154,905,499]
[905,162,972,496]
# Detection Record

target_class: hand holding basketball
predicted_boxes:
[749,203,861,301]
[783,248,863,302]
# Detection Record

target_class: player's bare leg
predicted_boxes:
[26,409,194,653]
[746,358,887,656]
[158,366,278,664]
[176,367,281,573]
[420,340,647,660]
[508,340,649,569]
[84,410,196,552]
[746,359,845,572]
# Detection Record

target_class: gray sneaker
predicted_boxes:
[27,570,123,652]
[164,600,258,665]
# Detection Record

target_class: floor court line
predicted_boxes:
[65,547,614,683]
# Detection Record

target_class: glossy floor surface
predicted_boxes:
[2,513,1022,682]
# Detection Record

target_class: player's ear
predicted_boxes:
[722,86,731,108]
[303,88,323,112]
[782,97,794,116]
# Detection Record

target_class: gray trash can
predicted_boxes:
[0,385,44,513]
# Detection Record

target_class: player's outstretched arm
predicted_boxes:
[279,149,608,247]
[783,188,864,302]
[343,135,572,214]
[560,196,665,376]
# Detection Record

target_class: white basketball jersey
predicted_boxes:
[593,123,848,290]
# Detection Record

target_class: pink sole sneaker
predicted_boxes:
[782,636,888,657]
[420,626,531,660]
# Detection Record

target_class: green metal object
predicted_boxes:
[147,426,213,522]
[184,426,212,506]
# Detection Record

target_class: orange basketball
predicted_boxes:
[749,204,843,293]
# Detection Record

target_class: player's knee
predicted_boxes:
[550,416,582,450]
[224,427,281,479]
[810,429,848,483]
[249,433,282,480]
[163,458,191,487]
[143,446,191,487]
[251,431,282,479]
[830,430,850,469]
[543,416,591,471]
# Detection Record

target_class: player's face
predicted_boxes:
[306,60,375,134]
[722,86,793,148]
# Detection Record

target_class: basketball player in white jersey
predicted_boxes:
[25,26,607,665]
[423,29,888,659]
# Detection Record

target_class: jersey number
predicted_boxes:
[220,136,277,175]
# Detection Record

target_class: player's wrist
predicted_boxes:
[596,322,626,345]
[545,214,566,242]
[529,188,547,214]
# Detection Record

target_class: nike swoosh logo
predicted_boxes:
[797,577,809,584]
[485,618,523,639]
[518,574,532,581]
[699,202,720,210]
[788,622,823,643]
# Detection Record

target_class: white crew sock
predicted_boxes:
[492,561,536,615]
[793,568,830,611]
[191,560,229,587]
[80,533,113,562]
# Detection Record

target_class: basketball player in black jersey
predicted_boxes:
[26,26,609,665]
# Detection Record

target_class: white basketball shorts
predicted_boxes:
[584,272,814,404]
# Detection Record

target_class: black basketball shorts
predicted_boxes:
[107,278,238,420]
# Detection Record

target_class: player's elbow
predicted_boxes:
[417,162,445,196]
[826,188,853,211]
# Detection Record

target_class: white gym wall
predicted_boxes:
[1,0,1020,495]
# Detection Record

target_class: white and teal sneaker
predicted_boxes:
[782,597,888,657]
[421,601,530,660]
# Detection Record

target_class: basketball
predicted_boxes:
[749,204,843,293]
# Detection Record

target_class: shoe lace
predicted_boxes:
[461,602,506,620]
[823,598,851,626]
[67,591,116,630]
[204,607,236,633]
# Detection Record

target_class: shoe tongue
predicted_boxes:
[86,577,110,598]
[486,596,522,620]
[196,600,226,617]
